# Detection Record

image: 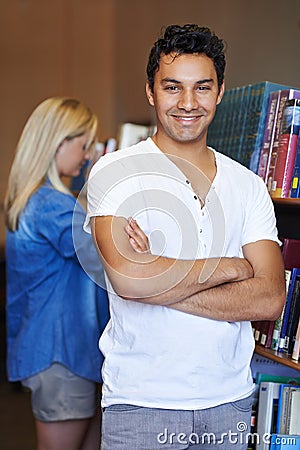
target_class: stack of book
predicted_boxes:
[252,238,300,361]
[259,93,300,198]
[208,82,300,198]
[255,375,300,450]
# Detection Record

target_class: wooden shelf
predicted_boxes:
[272,198,300,207]
[255,344,300,371]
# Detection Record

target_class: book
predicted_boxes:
[256,320,275,348]
[290,131,300,198]
[256,373,300,385]
[291,317,300,361]
[247,82,295,173]
[264,321,276,349]
[272,270,292,351]
[236,85,252,163]
[252,320,274,348]
[252,373,300,446]
[207,81,297,170]
[267,90,300,193]
[271,99,300,198]
[276,384,293,434]
[278,268,300,352]
[256,381,281,450]
[276,384,300,434]
[286,388,300,434]
[284,274,300,354]
[281,238,300,270]
[253,320,264,342]
[257,90,281,182]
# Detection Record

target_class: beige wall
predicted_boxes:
[0,0,300,248]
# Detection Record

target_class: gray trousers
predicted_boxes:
[101,394,253,450]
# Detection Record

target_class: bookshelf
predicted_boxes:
[254,198,300,371]
[255,343,300,371]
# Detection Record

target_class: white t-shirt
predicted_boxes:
[84,137,280,409]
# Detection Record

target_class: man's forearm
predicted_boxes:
[119,255,253,305]
[167,274,285,322]
[93,216,253,304]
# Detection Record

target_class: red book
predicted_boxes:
[271,98,300,198]
[267,89,300,193]
[281,238,300,270]
[259,320,276,348]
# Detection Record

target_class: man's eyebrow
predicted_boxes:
[195,78,214,85]
[161,78,181,84]
[161,78,214,85]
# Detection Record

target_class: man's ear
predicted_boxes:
[145,81,155,107]
[216,81,225,105]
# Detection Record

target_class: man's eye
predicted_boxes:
[165,85,179,91]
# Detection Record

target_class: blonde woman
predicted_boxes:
[5,97,109,450]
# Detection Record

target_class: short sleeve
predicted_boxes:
[84,154,142,233]
[241,175,281,247]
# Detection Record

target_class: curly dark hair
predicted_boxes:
[146,24,226,93]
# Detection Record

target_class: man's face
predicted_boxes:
[146,52,224,145]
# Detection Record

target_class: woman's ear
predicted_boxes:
[56,140,64,154]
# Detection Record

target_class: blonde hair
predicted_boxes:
[5,97,98,231]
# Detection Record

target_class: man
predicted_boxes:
[84,24,285,449]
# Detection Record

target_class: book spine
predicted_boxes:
[257,90,281,181]
[278,269,300,352]
[291,317,300,361]
[252,320,263,342]
[277,386,291,434]
[267,91,290,192]
[237,85,252,163]
[229,86,245,163]
[264,321,276,348]
[256,382,280,450]
[253,84,299,177]
[245,82,265,170]
[271,99,300,198]
[290,131,300,198]
[283,275,300,353]
[286,388,300,434]
[272,269,291,351]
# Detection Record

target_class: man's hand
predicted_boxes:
[125,217,150,254]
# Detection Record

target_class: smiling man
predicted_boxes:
[84,24,286,449]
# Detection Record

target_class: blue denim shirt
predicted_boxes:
[6,181,109,382]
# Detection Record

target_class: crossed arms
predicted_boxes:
[91,215,286,322]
